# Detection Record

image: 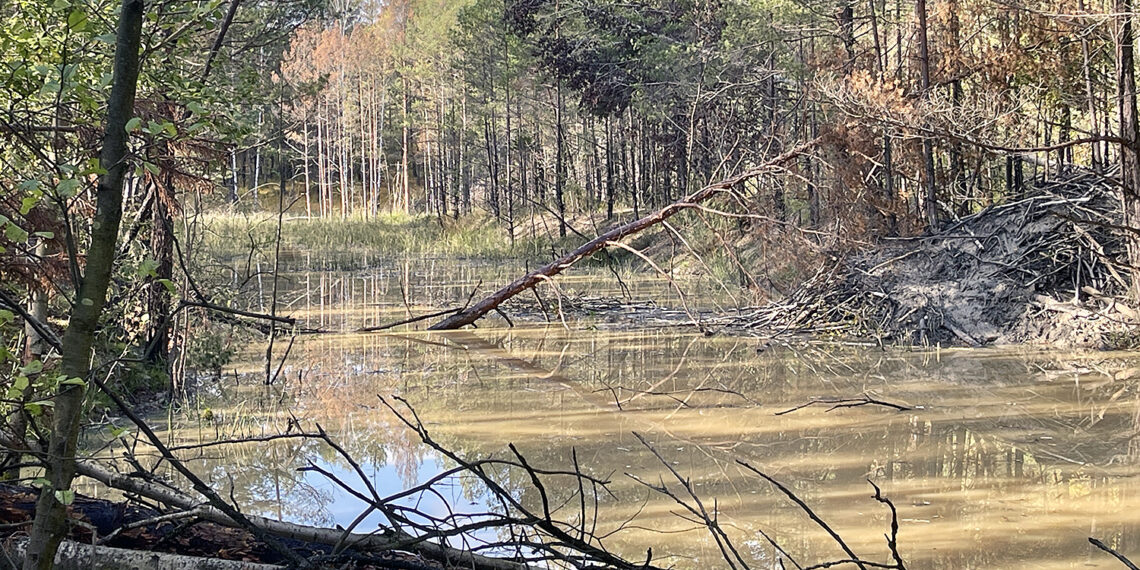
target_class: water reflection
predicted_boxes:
[99,266,1140,569]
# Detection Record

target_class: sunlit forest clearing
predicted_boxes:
[4,0,1140,568]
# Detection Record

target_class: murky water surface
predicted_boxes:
[93,260,1140,569]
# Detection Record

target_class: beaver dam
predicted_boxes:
[728,168,1140,348]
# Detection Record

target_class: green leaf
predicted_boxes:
[33,231,54,239]
[17,179,42,192]
[53,489,74,506]
[33,477,50,489]
[158,279,176,293]
[66,9,87,31]
[94,33,115,44]
[20,196,38,215]
[137,257,159,278]
[12,376,29,392]
[187,101,206,115]
[56,178,80,198]
[18,360,42,375]
[109,426,129,438]
[60,377,86,388]
[5,223,29,243]
[125,117,142,132]
[83,158,106,176]
[0,309,13,325]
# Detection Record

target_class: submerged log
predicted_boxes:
[429,140,819,330]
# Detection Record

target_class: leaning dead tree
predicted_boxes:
[429,140,820,330]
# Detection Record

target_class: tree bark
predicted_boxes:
[24,1,144,568]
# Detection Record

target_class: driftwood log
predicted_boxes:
[429,140,819,330]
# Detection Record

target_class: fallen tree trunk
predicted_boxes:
[4,538,283,570]
[72,461,532,570]
[429,140,819,330]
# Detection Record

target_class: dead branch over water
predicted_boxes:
[775,394,911,416]
[628,432,908,570]
[429,140,820,330]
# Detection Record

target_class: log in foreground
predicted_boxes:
[72,461,533,570]
[5,538,283,570]
[429,140,819,330]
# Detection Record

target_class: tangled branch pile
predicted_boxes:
[733,168,1139,347]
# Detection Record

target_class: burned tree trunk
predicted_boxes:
[429,140,818,330]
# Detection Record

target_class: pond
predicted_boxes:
[90,259,1140,569]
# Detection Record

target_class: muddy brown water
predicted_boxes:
[89,261,1140,569]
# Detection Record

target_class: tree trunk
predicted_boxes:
[916,0,938,229]
[1081,3,1100,170]
[303,118,312,217]
[401,74,411,214]
[555,80,567,238]
[867,0,896,234]
[143,178,174,366]
[1117,0,1140,299]
[23,1,143,567]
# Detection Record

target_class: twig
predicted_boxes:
[868,480,905,569]
[357,282,482,332]
[594,385,761,408]
[98,506,206,545]
[629,432,754,570]
[178,299,295,325]
[378,396,666,570]
[736,460,868,570]
[84,374,312,568]
[776,395,911,415]
[357,307,462,332]
[1090,538,1140,570]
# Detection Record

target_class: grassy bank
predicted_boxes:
[192,207,804,306]
[196,211,571,265]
